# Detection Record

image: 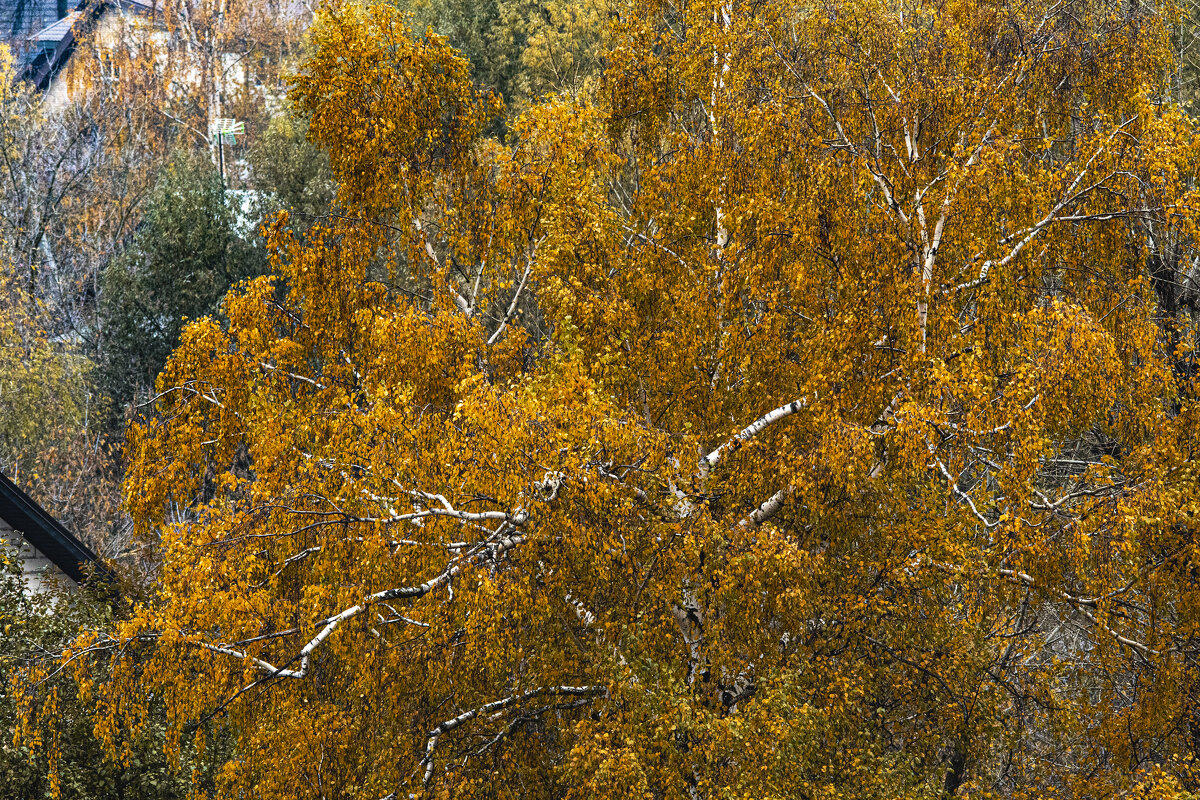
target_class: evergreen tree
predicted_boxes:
[246,111,336,229]
[99,152,265,413]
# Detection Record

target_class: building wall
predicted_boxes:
[0,514,76,593]
[40,7,166,114]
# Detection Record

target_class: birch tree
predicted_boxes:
[29,0,1200,798]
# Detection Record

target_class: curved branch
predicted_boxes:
[205,533,527,680]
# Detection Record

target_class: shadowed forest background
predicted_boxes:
[3,0,1200,797]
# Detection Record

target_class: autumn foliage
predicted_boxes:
[31,0,1200,797]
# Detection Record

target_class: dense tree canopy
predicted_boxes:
[36,0,1200,798]
[246,111,337,228]
[0,268,121,554]
[0,277,88,482]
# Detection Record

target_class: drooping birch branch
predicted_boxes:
[933,455,1001,531]
[420,685,604,786]
[206,532,526,680]
[954,121,1138,293]
[920,558,1163,658]
[413,217,471,314]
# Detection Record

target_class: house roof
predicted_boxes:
[21,0,160,91]
[0,470,110,587]
[28,10,82,44]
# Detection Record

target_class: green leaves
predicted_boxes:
[98,150,266,412]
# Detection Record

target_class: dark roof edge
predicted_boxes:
[0,470,113,588]
[19,0,151,92]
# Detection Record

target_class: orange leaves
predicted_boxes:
[41,1,1200,798]
[1007,299,1121,436]
[293,3,500,218]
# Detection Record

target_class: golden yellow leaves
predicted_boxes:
[294,3,499,217]
[35,1,1200,798]
[1009,299,1121,435]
